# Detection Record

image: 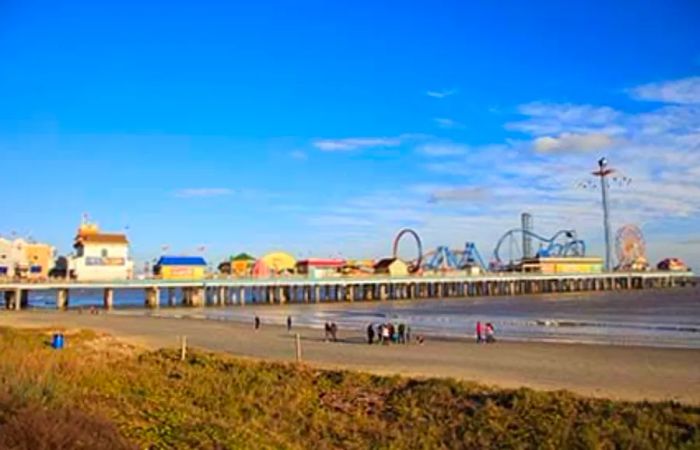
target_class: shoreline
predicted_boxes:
[1,309,699,404]
[134,307,700,350]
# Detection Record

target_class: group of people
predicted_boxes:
[255,314,496,345]
[475,321,496,344]
[367,322,419,345]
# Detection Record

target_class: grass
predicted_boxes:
[0,326,698,449]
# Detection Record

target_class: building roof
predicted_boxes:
[297,258,346,268]
[156,256,207,266]
[231,252,256,261]
[76,233,129,245]
[374,258,404,269]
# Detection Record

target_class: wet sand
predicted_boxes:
[1,310,699,404]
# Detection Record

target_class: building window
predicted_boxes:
[101,248,109,258]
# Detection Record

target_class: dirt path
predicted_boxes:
[1,310,699,404]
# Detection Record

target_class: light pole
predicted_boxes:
[593,157,614,271]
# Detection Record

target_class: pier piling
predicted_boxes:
[56,289,69,310]
[145,287,160,309]
[103,288,114,310]
[168,287,176,307]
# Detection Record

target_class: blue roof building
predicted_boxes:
[156,256,207,266]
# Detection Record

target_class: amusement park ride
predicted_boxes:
[614,224,648,271]
[423,243,488,273]
[392,228,488,273]
[385,155,688,275]
[391,218,587,274]
[387,154,684,275]
[491,227,586,270]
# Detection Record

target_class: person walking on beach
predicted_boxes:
[367,324,375,345]
[398,323,406,344]
[406,325,411,344]
[254,316,261,331]
[476,321,483,344]
[381,324,390,345]
[324,322,331,342]
[286,315,292,332]
[485,322,496,343]
[330,322,338,342]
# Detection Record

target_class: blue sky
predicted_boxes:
[1,0,699,268]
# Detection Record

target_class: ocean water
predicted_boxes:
[24,285,700,349]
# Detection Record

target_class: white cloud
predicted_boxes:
[630,76,700,104]
[174,188,234,198]
[313,137,401,151]
[507,102,623,136]
[416,143,469,157]
[426,89,457,99]
[433,117,464,129]
[533,132,614,153]
[632,105,700,138]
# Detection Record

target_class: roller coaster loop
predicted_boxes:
[493,228,586,267]
[392,228,423,272]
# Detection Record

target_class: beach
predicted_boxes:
[23,283,700,348]
[1,309,699,404]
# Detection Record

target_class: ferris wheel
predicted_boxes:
[615,225,647,270]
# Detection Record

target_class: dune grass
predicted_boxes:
[0,326,698,449]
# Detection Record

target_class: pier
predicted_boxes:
[0,271,694,311]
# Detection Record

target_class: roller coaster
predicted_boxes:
[423,243,488,272]
[392,228,488,273]
[392,225,586,273]
[492,228,586,269]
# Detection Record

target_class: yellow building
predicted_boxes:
[521,257,603,274]
[261,252,296,274]
[231,253,256,276]
[24,243,55,279]
[374,258,409,277]
[0,238,54,279]
[154,256,207,280]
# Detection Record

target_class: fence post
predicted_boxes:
[295,333,302,363]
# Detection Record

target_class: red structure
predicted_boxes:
[296,258,345,277]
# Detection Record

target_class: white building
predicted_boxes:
[69,222,134,281]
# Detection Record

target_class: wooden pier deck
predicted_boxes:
[0,271,695,310]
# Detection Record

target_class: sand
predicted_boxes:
[1,310,699,404]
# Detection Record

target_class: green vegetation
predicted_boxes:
[0,327,698,449]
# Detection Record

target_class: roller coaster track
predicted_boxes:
[392,228,423,272]
[423,243,487,272]
[493,228,586,267]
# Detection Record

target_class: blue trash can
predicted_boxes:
[52,333,64,350]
